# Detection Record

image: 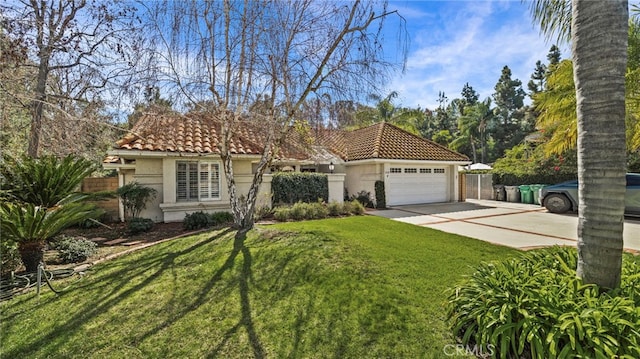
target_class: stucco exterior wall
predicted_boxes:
[124,158,164,222]
[345,163,383,201]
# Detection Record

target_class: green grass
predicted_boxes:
[0,216,517,358]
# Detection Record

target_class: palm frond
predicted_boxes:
[525,0,572,44]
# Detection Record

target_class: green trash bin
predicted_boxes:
[530,184,544,205]
[519,185,533,204]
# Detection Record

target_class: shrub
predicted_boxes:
[116,182,157,220]
[1,239,21,275]
[127,217,154,235]
[340,200,353,215]
[350,190,374,208]
[272,200,365,222]
[53,236,98,263]
[349,200,365,215]
[210,211,234,225]
[447,246,640,358]
[492,144,577,185]
[374,180,386,209]
[183,211,212,230]
[289,202,307,221]
[310,202,329,219]
[273,207,291,222]
[272,172,328,204]
[255,205,273,220]
[327,201,342,217]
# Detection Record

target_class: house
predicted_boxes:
[105,112,470,222]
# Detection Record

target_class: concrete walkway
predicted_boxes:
[370,199,640,252]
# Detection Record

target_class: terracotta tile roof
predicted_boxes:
[316,122,470,162]
[114,112,309,160]
[113,112,468,163]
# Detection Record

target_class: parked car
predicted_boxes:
[540,173,640,215]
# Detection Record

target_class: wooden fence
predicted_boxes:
[82,177,119,222]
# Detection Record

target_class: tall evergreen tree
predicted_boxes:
[492,66,527,157]
[460,83,479,116]
[547,44,562,67]
[527,60,548,95]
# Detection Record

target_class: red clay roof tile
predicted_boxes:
[113,113,469,163]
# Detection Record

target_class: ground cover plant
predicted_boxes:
[447,246,640,358]
[0,216,516,358]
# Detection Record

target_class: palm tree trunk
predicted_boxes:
[572,0,628,288]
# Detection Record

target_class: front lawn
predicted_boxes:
[0,216,517,358]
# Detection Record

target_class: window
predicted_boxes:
[420,168,431,174]
[434,168,445,174]
[404,168,417,173]
[177,161,221,201]
[390,167,402,173]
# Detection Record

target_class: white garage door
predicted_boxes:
[386,166,448,206]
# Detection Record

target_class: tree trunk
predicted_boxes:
[18,240,46,273]
[572,0,628,288]
[28,56,50,158]
[470,135,477,164]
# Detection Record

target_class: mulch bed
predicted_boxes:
[34,222,191,273]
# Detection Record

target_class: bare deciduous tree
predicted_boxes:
[144,0,406,233]
[1,0,143,157]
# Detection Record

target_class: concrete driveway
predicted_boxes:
[370,199,640,251]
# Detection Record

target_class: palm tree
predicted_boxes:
[364,91,424,135]
[533,59,577,156]
[451,99,493,164]
[528,0,628,288]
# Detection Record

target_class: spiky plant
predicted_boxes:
[0,203,98,272]
[0,154,97,207]
[0,154,100,272]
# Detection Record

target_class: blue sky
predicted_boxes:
[383,1,569,110]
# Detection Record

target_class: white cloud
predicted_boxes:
[385,1,569,110]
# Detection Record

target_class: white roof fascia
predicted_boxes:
[343,158,472,166]
[106,149,262,160]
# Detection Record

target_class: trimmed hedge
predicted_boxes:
[492,172,577,186]
[374,180,386,209]
[183,211,234,230]
[272,172,328,204]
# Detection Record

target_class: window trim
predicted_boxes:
[176,160,221,202]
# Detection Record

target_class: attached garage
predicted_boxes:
[386,166,449,205]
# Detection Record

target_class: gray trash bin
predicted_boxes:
[505,186,520,203]
[493,185,506,201]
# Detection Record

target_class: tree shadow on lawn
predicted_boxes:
[129,228,267,358]
[4,225,407,358]
[1,228,238,358]
[3,227,317,358]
